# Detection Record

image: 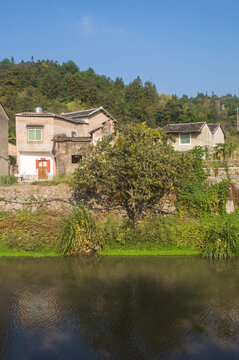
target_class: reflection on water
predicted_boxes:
[0,256,239,359]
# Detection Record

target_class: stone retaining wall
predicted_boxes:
[0,184,74,212]
[0,183,177,215]
[208,167,239,185]
[1,167,239,214]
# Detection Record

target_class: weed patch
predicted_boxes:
[0,209,62,252]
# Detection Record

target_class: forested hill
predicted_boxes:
[1,57,239,141]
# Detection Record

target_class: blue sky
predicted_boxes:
[1,0,239,96]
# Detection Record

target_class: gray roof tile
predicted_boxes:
[16,106,117,124]
[208,123,220,134]
[162,122,206,133]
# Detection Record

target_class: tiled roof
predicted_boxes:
[16,106,117,123]
[61,106,117,123]
[61,108,99,118]
[162,122,206,133]
[89,126,103,134]
[208,124,220,134]
[15,111,86,124]
[15,111,57,117]
[54,136,92,142]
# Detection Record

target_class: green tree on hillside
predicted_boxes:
[0,57,237,140]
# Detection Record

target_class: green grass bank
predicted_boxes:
[0,209,62,257]
[1,208,239,259]
[99,249,201,256]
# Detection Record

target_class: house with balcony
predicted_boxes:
[15,107,116,180]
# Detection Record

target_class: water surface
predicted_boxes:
[0,256,239,359]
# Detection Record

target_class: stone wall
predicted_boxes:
[1,167,239,215]
[0,183,177,216]
[0,184,74,212]
[208,167,239,184]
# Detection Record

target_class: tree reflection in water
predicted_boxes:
[0,257,239,360]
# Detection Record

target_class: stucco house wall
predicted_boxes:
[213,127,225,144]
[15,107,116,180]
[53,139,91,175]
[92,127,103,145]
[88,112,111,132]
[171,124,212,151]
[16,116,55,153]
[16,115,55,179]
[163,122,225,152]
[53,118,79,137]
[0,104,9,177]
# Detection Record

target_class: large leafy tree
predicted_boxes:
[74,123,182,223]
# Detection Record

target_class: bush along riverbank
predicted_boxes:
[61,206,239,259]
[1,206,239,259]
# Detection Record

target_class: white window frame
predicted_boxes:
[179,133,191,145]
[27,127,43,142]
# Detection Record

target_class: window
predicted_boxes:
[72,155,82,163]
[71,131,77,137]
[179,133,191,145]
[28,127,43,141]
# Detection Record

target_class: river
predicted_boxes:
[0,256,239,359]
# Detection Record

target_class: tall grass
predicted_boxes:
[32,174,73,185]
[60,205,101,255]
[202,214,239,259]
[0,175,17,186]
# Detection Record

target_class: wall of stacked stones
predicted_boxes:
[0,183,177,215]
[0,184,74,212]
[0,167,239,214]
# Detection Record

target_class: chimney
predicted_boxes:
[34,107,43,114]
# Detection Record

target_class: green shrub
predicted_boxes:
[0,175,17,186]
[164,218,206,249]
[202,214,239,259]
[60,205,101,255]
[101,215,205,251]
[178,180,229,217]
[101,216,128,246]
[177,146,230,217]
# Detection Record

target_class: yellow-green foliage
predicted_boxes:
[101,215,206,251]
[178,147,230,217]
[202,214,239,259]
[60,206,101,255]
[0,209,61,252]
[178,180,229,217]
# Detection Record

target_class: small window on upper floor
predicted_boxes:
[28,127,43,141]
[71,131,77,137]
[179,133,191,145]
[72,155,82,163]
